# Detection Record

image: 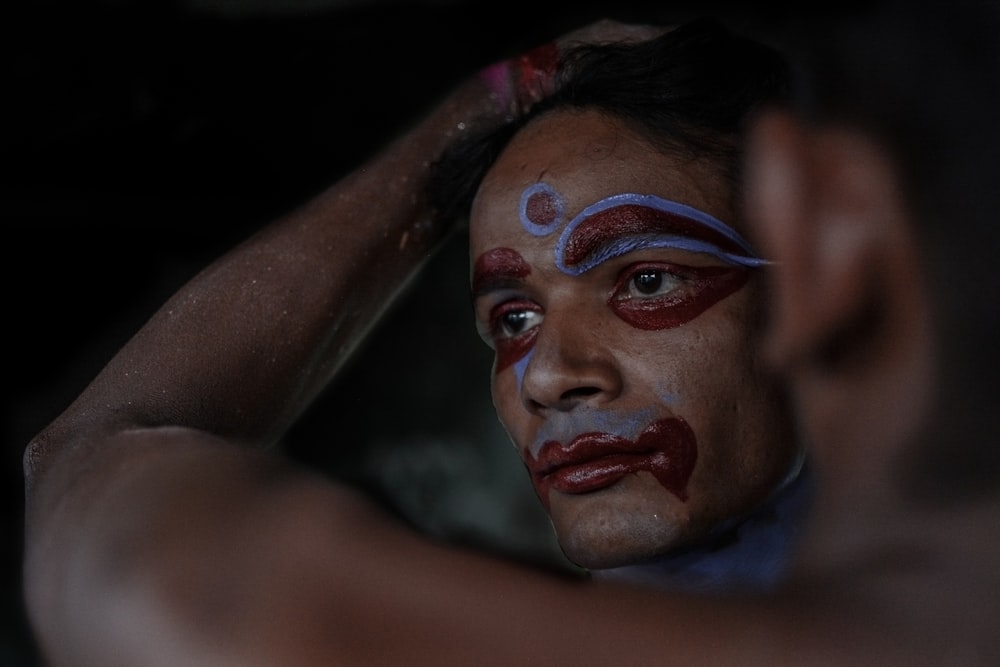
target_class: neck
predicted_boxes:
[591,458,814,594]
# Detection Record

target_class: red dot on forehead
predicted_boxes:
[525,189,560,227]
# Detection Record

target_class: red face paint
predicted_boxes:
[472,247,530,295]
[514,42,559,108]
[524,188,561,227]
[472,247,538,373]
[556,202,752,330]
[492,318,539,374]
[610,263,749,330]
[561,203,750,270]
[526,417,697,508]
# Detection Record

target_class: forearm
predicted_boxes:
[35,434,879,667]
[21,428,679,667]
[23,54,532,666]
[24,428,395,667]
[23,19,659,485]
[45,78,495,446]
[22,74,505,658]
[23,428,579,666]
[24,428,930,667]
[24,22,695,665]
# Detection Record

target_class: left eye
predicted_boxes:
[621,266,684,299]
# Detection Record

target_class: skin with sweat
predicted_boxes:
[470,108,798,570]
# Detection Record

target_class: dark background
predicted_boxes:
[4,0,755,663]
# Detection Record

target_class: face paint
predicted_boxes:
[555,193,767,274]
[609,263,749,330]
[493,322,538,374]
[511,349,533,392]
[516,186,763,270]
[472,111,801,567]
[553,190,759,331]
[520,182,565,236]
[472,247,538,373]
[477,187,768,373]
[568,194,760,331]
[526,416,698,509]
[472,247,530,295]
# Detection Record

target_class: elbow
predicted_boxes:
[23,429,60,501]
[23,434,46,500]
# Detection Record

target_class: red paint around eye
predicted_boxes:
[611,265,749,330]
[494,322,539,374]
[473,248,537,374]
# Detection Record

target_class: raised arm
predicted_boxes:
[24,20,702,667]
[23,18,660,479]
[21,16,944,667]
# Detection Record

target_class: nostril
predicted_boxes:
[525,387,601,415]
[559,386,601,402]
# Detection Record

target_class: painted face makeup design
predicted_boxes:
[474,184,767,373]
[521,408,698,508]
[520,182,767,272]
[473,247,538,375]
[474,184,768,503]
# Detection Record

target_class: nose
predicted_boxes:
[519,308,623,415]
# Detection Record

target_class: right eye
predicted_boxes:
[490,300,544,341]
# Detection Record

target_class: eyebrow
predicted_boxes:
[472,247,531,298]
[556,194,766,275]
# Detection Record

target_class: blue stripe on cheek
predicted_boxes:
[513,349,533,394]
[658,387,681,406]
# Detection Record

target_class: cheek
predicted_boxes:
[611,268,749,331]
[490,371,527,451]
[632,304,765,419]
[672,314,794,483]
[494,327,538,374]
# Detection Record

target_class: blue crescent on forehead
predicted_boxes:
[518,185,770,275]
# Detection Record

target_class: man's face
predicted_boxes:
[469,109,799,569]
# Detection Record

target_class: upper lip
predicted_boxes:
[529,431,651,479]
[525,417,698,501]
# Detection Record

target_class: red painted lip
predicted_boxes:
[526,417,697,507]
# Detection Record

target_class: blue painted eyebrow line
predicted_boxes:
[574,193,757,253]
[560,234,771,276]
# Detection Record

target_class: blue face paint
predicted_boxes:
[517,183,767,274]
[512,348,533,394]
[519,182,566,236]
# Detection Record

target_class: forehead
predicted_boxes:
[469,109,736,252]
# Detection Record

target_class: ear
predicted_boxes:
[744,109,911,373]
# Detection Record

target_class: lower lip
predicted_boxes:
[547,452,664,494]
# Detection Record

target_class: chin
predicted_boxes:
[551,492,691,570]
